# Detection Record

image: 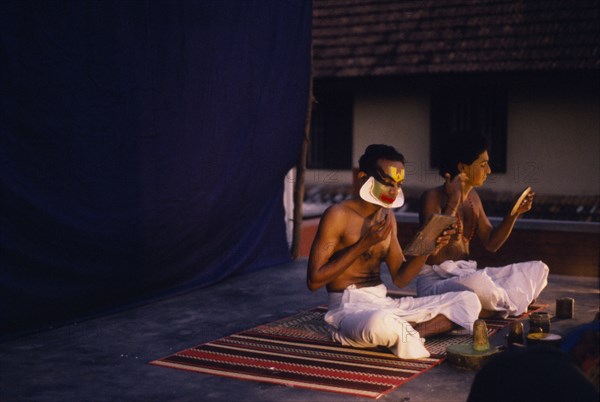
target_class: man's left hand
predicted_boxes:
[514,191,535,215]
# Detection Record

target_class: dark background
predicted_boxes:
[0,0,312,334]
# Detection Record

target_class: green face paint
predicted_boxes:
[359,176,405,208]
[372,179,397,204]
[359,162,406,208]
[371,166,404,204]
[373,166,404,186]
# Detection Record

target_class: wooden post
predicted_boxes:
[290,75,314,259]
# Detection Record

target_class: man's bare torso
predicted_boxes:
[425,186,481,266]
[326,199,392,292]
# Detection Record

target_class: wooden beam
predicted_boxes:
[290,75,314,259]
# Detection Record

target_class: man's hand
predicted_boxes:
[361,212,393,248]
[444,172,468,206]
[513,190,535,215]
[432,224,457,255]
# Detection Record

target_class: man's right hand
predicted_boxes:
[444,172,467,206]
[432,224,457,255]
[361,212,393,248]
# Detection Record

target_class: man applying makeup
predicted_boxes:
[307,144,481,359]
[417,132,549,318]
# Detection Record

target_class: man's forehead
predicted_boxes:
[377,159,404,169]
[377,160,405,181]
[474,151,490,162]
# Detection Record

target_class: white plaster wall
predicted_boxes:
[491,87,600,195]
[306,85,599,196]
[306,90,441,189]
[352,91,440,190]
[303,168,353,187]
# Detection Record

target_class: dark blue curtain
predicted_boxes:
[0,0,311,334]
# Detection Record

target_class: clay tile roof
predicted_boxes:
[312,0,600,78]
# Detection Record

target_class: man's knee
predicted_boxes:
[513,260,548,276]
[536,260,550,275]
[360,311,409,346]
[454,289,481,306]
[520,260,549,288]
[454,290,483,316]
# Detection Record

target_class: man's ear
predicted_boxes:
[357,171,367,180]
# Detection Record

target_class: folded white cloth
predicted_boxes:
[432,260,477,278]
[325,284,481,359]
[417,260,549,318]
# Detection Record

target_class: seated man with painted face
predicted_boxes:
[417,132,549,318]
[307,144,481,359]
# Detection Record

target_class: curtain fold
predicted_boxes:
[0,0,312,334]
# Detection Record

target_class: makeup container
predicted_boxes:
[506,321,525,347]
[555,297,574,319]
[529,312,551,334]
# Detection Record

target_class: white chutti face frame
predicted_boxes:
[359,176,404,208]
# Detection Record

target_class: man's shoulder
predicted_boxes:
[323,199,358,218]
[318,200,361,234]
[469,189,483,203]
[421,186,443,201]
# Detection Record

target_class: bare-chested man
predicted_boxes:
[307,144,481,359]
[417,133,549,318]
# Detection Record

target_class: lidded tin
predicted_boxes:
[555,297,575,319]
[529,311,551,334]
[506,321,525,346]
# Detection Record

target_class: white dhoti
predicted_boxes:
[416,260,549,318]
[324,284,481,359]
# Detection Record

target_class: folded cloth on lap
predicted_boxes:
[416,260,549,318]
[325,284,481,359]
[432,260,477,278]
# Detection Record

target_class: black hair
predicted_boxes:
[358,144,405,175]
[437,130,488,178]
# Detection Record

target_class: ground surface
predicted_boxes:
[1,259,598,402]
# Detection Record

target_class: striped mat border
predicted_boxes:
[150,304,546,399]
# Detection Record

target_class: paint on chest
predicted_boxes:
[361,240,390,261]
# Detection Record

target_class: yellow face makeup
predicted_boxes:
[359,159,406,208]
[388,166,405,184]
[370,165,405,205]
[375,166,404,187]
